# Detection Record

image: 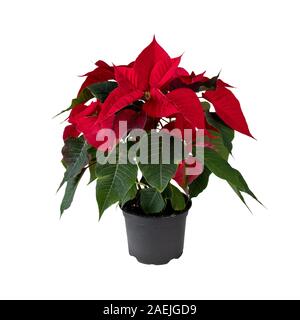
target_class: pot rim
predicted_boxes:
[121,198,192,219]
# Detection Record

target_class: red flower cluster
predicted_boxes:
[63,37,252,187]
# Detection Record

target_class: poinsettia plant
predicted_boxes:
[57,37,260,218]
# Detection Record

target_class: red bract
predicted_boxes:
[64,100,102,146]
[97,37,205,130]
[63,101,100,141]
[78,60,135,94]
[173,158,203,189]
[63,124,80,141]
[169,68,253,138]
[168,70,207,92]
[64,100,146,149]
[203,80,253,138]
[78,60,114,93]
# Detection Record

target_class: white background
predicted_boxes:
[0,0,299,300]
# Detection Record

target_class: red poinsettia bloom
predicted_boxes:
[63,100,102,143]
[173,158,204,189]
[97,37,205,131]
[67,36,252,154]
[63,124,80,141]
[78,60,135,94]
[78,60,115,94]
[63,100,146,150]
[168,67,253,138]
[203,80,253,137]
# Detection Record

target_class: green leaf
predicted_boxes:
[60,170,85,215]
[54,88,93,118]
[138,132,183,192]
[201,101,211,112]
[87,146,97,161]
[208,130,231,160]
[120,185,137,207]
[189,166,211,198]
[228,182,252,212]
[88,81,118,103]
[95,144,138,218]
[199,73,220,91]
[204,148,261,205]
[54,81,117,118]
[140,163,177,192]
[88,163,97,184]
[206,112,234,156]
[59,136,89,190]
[140,188,165,214]
[169,184,186,211]
[162,184,173,199]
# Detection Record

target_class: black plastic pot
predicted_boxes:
[122,202,191,265]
